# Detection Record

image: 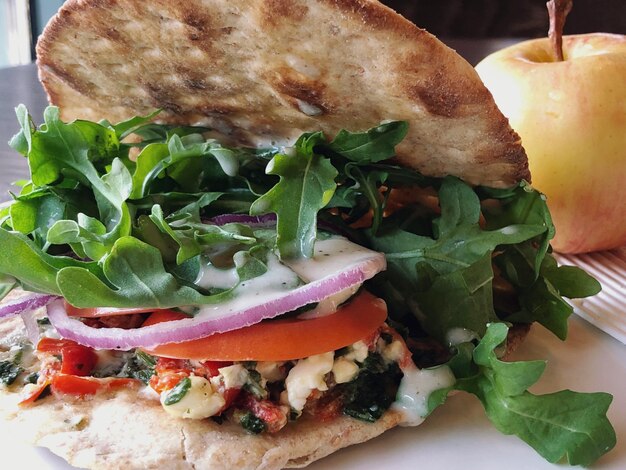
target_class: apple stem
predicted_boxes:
[547,0,573,61]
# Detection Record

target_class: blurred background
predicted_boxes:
[1,0,625,68]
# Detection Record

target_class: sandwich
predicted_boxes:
[0,0,616,468]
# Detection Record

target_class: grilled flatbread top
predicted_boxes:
[36,0,529,188]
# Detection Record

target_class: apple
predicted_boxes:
[475,33,626,254]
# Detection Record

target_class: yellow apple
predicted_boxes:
[476,33,626,253]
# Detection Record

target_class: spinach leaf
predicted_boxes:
[250,132,337,259]
[163,377,192,405]
[117,351,157,384]
[239,410,267,434]
[341,352,402,422]
[0,360,23,385]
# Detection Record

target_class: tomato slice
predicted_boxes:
[18,382,51,406]
[51,375,139,396]
[37,338,79,354]
[37,338,98,376]
[142,291,387,361]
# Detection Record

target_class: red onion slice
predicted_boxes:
[208,213,343,237]
[0,293,60,319]
[209,213,277,226]
[20,310,41,345]
[47,238,386,350]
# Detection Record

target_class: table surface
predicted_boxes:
[0,38,521,199]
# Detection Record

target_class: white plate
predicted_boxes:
[556,247,626,345]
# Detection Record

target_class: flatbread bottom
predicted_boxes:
[0,311,529,469]
[0,386,403,470]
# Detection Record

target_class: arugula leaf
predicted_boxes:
[130,143,171,198]
[0,227,102,294]
[150,205,256,265]
[130,134,240,199]
[105,109,161,140]
[234,246,270,282]
[479,386,615,467]
[56,236,230,308]
[2,109,614,466]
[8,104,34,155]
[343,164,388,234]
[250,133,337,258]
[11,107,133,260]
[432,323,616,467]
[481,182,553,275]
[372,178,546,275]
[365,178,548,341]
[327,121,408,163]
[0,274,16,302]
[9,194,67,247]
[21,107,119,187]
[413,253,497,341]
[540,254,601,298]
[497,252,601,340]
[472,323,546,396]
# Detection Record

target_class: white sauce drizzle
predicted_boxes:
[392,365,456,426]
[192,236,380,319]
[446,327,478,347]
[296,99,323,116]
[195,263,239,290]
[296,284,360,319]
[284,238,382,281]
[193,253,300,317]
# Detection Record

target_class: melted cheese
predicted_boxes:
[161,375,225,419]
[284,352,334,412]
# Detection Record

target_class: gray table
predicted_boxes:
[0,38,519,200]
[0,64,47,198]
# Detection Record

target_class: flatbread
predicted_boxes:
[36,0,529,188]
[0,314,403,469]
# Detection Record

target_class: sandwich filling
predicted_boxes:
[0,108,615,465]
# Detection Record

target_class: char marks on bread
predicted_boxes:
[36,0,529,188]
